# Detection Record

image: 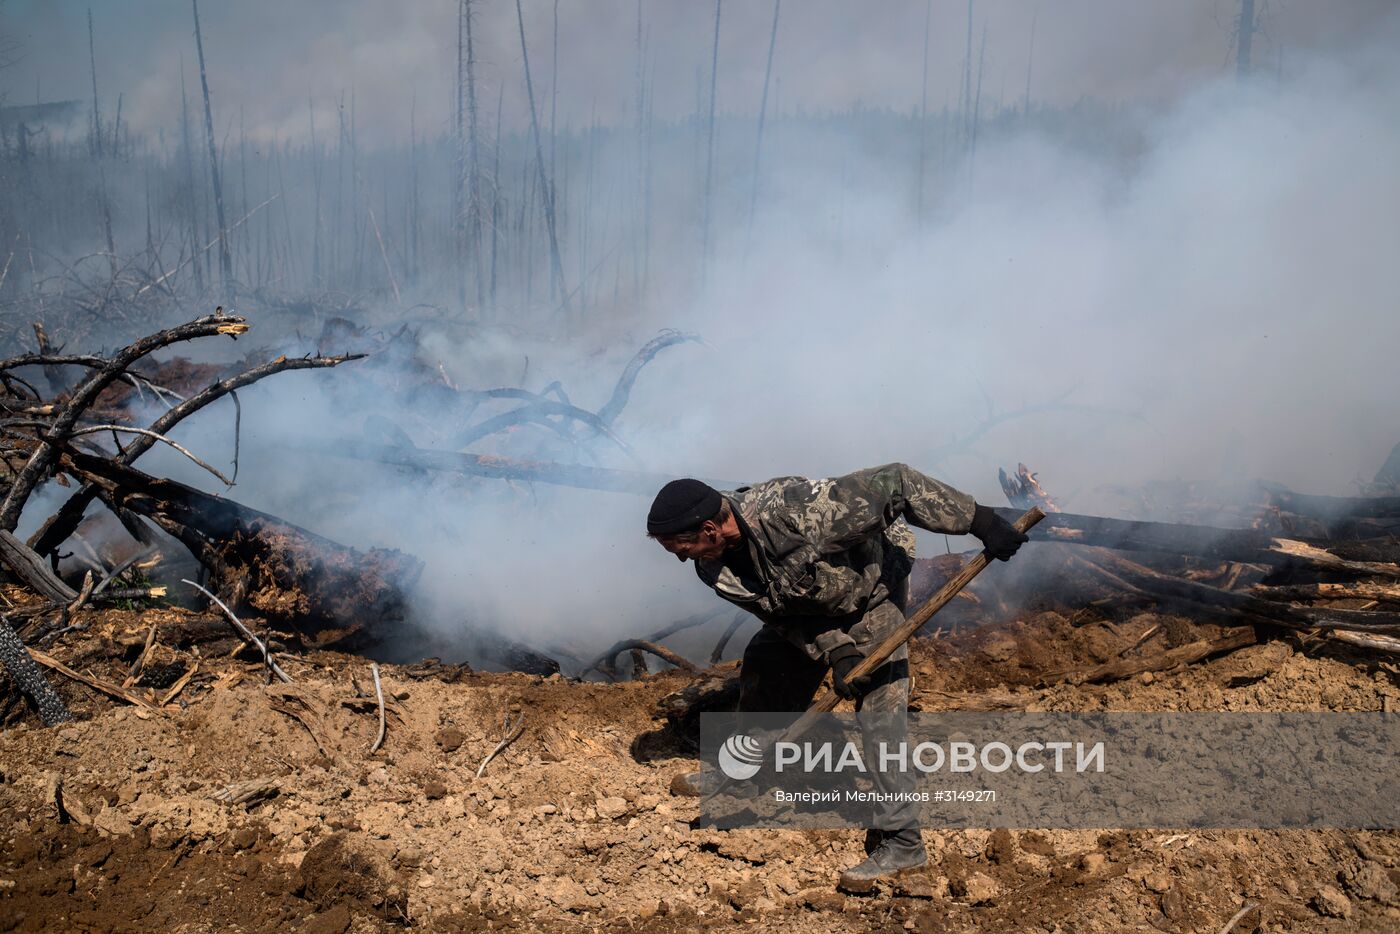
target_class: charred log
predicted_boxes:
[1040,626,1259,687]
[62,450,422,651]
[0,615,71,725]
[465,629,561,676]
[988,505,1400,574]
[656,660,740,724]
[0,530,76,604]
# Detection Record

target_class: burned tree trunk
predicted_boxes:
[64,451,422,651]
[0,616,71,726]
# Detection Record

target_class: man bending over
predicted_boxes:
[648,463,1026,891]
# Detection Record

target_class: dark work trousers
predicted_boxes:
[736,577,917,831]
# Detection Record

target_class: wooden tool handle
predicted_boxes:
[798,506,1045,722]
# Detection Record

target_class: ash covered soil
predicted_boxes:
[3,602,1400,933]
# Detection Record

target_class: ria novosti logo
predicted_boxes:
[717,734,764,780]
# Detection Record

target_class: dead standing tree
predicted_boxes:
[699,0,722,285]
[514,0,571,315]
[191,0,233,292]
[746,0,780,246]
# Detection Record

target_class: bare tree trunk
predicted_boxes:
[514,0,571,314]
[1023,6,1037,115]
[549,0,559,302]
[87,9,117,281]
[490,85,503,314]
[454,0,467,310]
[700,0,722,285]
[747,0,780,246]
[961,0,974,146]
[408,94,420,284]
[1236,0,1256,78]
[465,0,484,309]
[192,0,233,293]
[97,162,117,282]
[111,92,122,157]
[334,94,346,283]
[87,8,103,159]
[969,23,987,166]
[308,100,322,288]
[915,0,930,227]
[179,61,205,294]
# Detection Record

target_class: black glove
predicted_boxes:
[827,644,871,700]
[969,503,1029,562]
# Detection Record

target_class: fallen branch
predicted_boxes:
[583,609,726,678]
[596,329,702,427]
[1040,628,1259,687]
[182,579,292,683]
[266,687,333,757]
[159,662,198,706]
[300,438,742,496]
[65,455,422,651]
[211,777,279,807]
[710,612,748,664]
[455,398,635,458]
[93,546,157,596]
[1321,629,1400,656]
[1262,487,1400,520]
[585,639,698,679]
[122,619,159,688]
[368,662,386,754]
[656,660,741,723]
[27,646,160,710]
[31,352,362,557]
[1077,550,1400,635]
[1254,581,1400,604]
[0,312,249,532]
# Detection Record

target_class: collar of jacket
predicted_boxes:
[694,493,774,602]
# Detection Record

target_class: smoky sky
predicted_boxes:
[2,0,1397,144]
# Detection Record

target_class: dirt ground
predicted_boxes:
[3,600,1400,933]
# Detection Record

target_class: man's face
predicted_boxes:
[656,522,727,563]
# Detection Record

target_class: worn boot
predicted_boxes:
[838,829,927,893]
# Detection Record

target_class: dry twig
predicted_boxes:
[369,662,387,754]
[1218,902,1259,934]
[182,579,292,683]
[476,710,527,778]
[68,425,233,486]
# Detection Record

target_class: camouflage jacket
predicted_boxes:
[694,463,976,664]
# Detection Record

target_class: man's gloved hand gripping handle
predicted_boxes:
[969,503,1029,561]
[827,644,870,700]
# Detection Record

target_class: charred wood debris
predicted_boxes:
[1,313,1399,741]
[0,312,698,729]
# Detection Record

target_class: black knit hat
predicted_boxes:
[647,479,723,535]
